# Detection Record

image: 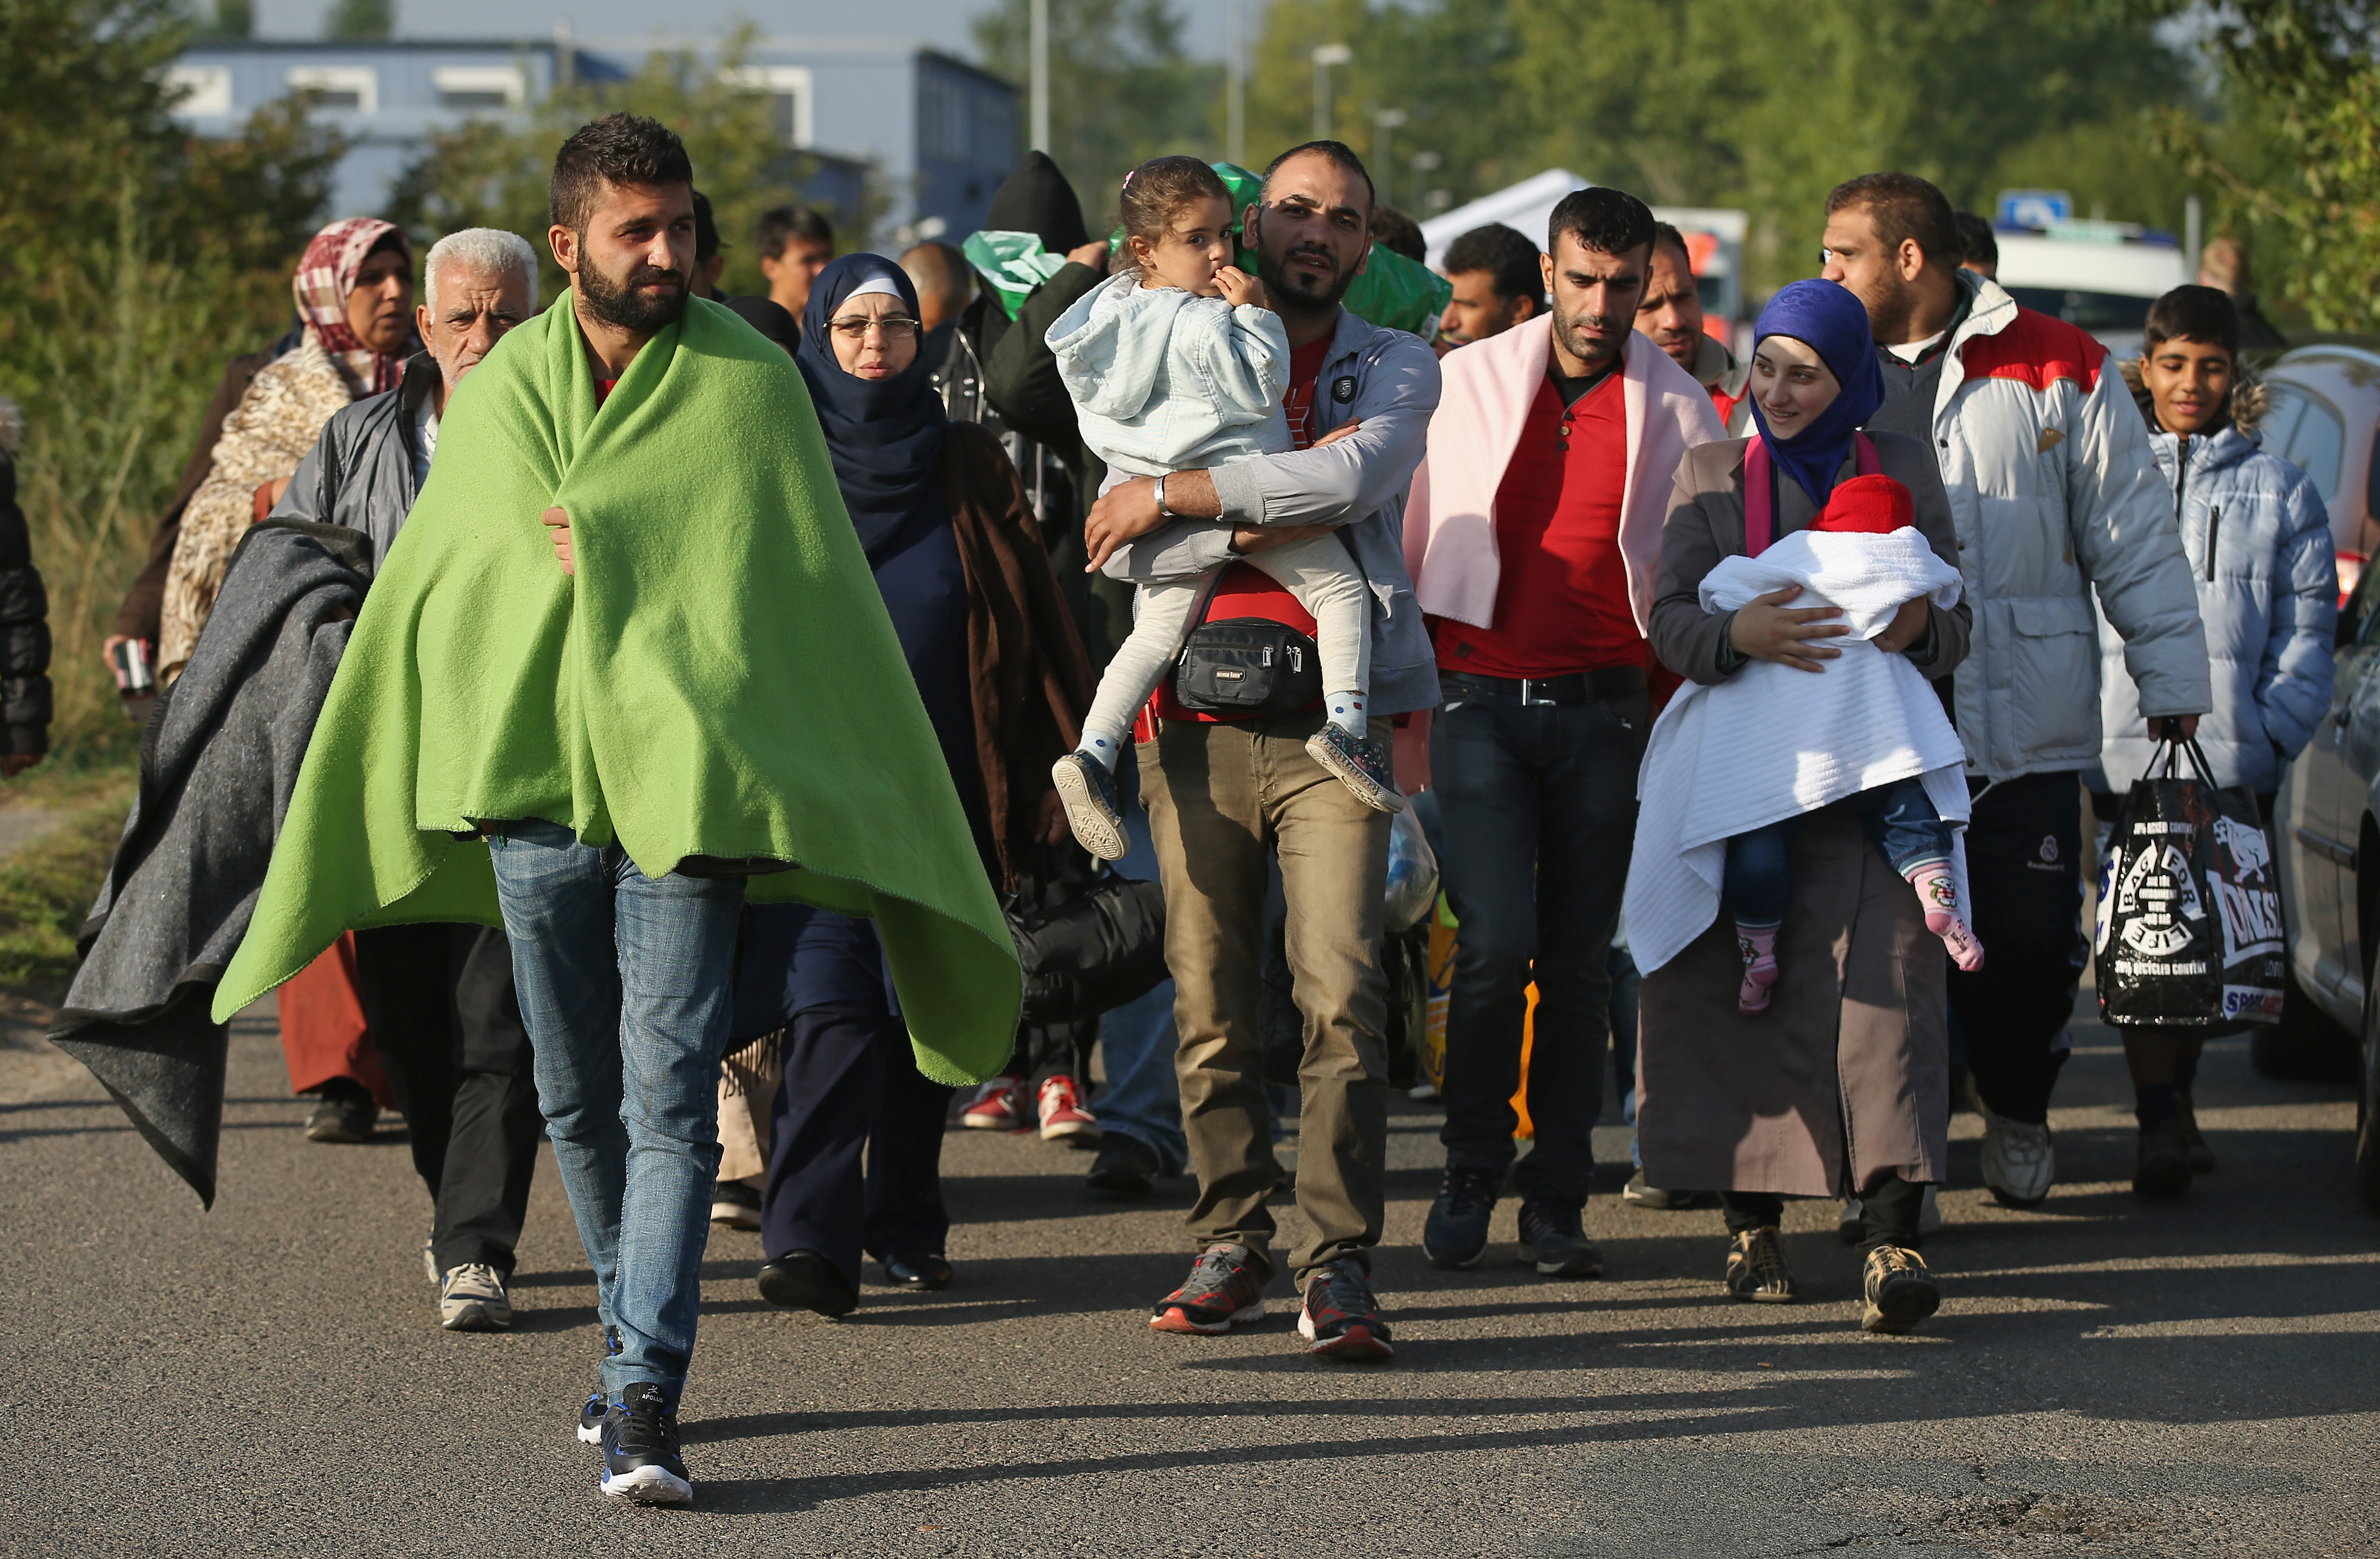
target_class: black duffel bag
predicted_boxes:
[2094,735,2285,1028]
[1006,870,1169,1025]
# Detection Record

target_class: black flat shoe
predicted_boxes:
[1085,1135,1159,1198]
[877,1251,953,1291]
[756,1250,858,1317]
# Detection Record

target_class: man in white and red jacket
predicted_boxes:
[1404,186,1722,1276]
[1821,173,2210,1212]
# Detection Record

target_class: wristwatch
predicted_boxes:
[1154,473,1176,519]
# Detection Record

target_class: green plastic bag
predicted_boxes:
[963,230,1073,320]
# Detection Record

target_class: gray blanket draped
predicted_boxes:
[51,521,368,1206]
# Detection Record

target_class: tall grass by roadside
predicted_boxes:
[0,773,133,996]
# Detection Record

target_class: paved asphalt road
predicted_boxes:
[5,986,2375,1558]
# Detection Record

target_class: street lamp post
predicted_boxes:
[1225,0,1245,168]
[1029,0,1050,153]
[1409,150,1441,214]
[1312,43,1351,141]
[1372,108,1406,187]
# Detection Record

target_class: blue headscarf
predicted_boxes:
[795,253,949,562]
[1747,279,1887,509]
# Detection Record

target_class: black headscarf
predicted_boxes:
[987,151,1090,254]
[795,254,950,561]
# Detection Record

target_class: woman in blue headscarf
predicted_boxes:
[719,255,1096,1318]
[1634,278,1973,1332]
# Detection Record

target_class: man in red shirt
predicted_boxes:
[1404,187,1722,1275]
[1081,141,1442,1361]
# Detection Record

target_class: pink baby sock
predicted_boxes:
[1735,923,1781,1015]
[1907,862,1985,972]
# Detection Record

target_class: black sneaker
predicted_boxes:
[1051,751,1128,860]
[1297,1259,1394,1361]
[598,1383,692,1505]
[709,1179,761,1230]
[1860,1244,1940,1334]
[1304,725,1405,813]
[1086,1133,1160,1198]
[757,1249,859,1318]
[1515,1198,1603,1278]
[576,1326,623,1444]
[1724,1226,1796,1303]
[303,1079,378,1143]
[1422,1164,1502,1269]
[1149,1242,1268,1334]
[2134,1117,2194,1198]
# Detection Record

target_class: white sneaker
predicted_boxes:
[1974,1090,2055,1208]
[422,1234,438,1285]
[438,1262,514,1331]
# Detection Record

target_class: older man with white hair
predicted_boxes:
[267,226,544,1333]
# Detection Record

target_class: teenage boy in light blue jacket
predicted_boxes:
[2091,283,2336,1200]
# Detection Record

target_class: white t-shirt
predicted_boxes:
[1885,328,1948,364]
[411,391,441,492]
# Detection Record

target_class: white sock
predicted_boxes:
[1076,730,1125,771]
[1326,691,1367,738]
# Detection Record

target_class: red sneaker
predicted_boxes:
[959,1076,1028,1131]
[1036,1075,1100,1144]
[1149,1243,1268,1334]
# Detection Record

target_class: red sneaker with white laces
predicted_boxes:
[959,1076,1028,1131]
[1036,1074,1100,1144]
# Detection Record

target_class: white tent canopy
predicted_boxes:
[1417,169,1590,271]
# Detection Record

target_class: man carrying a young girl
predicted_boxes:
[1066,141,1441,1360]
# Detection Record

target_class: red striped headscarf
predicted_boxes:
[292,217,413,398]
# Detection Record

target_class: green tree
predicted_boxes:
[200,0,253,39]
[388,28,824,299]
[0,0,343,756]
[974,0,1219,232]
[323,0,390,40]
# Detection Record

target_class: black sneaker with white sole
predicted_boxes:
[597,1383,692,1505]
[1422,1164,1502,1269]
[1051,751,1128,860]
[1516,1198,1603,1278]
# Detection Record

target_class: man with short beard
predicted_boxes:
[1403,187,1721,1277]
[1820,171,2208,1212]
[1637,221,1750,429]
[1079,141,1440,1360]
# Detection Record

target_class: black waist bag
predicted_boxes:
[1174,617,1324,714]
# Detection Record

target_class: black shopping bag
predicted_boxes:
[2094,737,2285,1027]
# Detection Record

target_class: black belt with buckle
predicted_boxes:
[1442,665,1646,705]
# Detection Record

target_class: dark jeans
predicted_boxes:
[1723,777,1954,927]
[1431,676,1647,1207]
[761,999,955,1287]
[353,923,541,1277]
[1722,1174,1926,1250]
[1949,771,2085,1125]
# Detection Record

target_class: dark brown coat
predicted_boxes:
[941,420,1096,888]
[113,348,277,643]
[1636,430,1974,1199]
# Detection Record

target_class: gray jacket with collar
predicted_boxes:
[1100,307,1444,715]
[266,350,438,573]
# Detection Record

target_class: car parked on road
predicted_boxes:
[2256,345,2380,604]
[2269,548,2380,1211]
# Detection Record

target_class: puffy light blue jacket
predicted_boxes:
[2091,377,2337,797]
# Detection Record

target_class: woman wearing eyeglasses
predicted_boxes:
[738,254,1096,1319]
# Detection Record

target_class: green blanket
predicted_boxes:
[213,294,1021,1086]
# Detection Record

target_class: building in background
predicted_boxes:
[168,33,1018,246]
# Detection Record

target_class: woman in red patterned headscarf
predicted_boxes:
[291,216,415,397]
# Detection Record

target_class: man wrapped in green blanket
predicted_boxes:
[214,115,1020,1506]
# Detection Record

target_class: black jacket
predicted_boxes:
[0,401,53,755]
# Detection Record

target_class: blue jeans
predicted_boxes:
[1722,777,1951,929]
[1094,806,1187,1173]
[486,820,746,1412]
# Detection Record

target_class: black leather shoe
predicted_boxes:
[877,1251,953,1291]
[756,1250,858,1317]
[1085,1134,1159,1198]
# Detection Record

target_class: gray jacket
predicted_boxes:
[1924,273,2211,780]
[1103,307,1444,714]
[268,351,439,571]
[2090,377,2337,796]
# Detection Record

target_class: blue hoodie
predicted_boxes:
[2091,374,2337,797]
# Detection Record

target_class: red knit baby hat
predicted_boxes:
[1809,473,1914,534]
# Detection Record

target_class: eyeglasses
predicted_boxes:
[828,315,922,341]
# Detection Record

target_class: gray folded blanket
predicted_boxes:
[52,521,368,1206]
